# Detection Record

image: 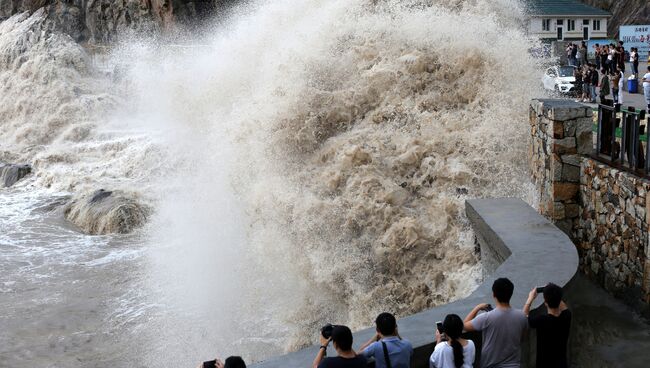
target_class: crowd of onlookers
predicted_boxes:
[200,278,569,368]
[564,41,650,112]
[310,278,568,368]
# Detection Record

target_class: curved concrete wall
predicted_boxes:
[251,198,579,368]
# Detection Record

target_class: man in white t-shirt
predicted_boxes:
[643,66,650,111]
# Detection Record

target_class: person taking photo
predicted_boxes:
[524,283,571,368]
[359,312,413,368]
[430,314,475,368]
[463,278,527,368]
[313,325,367,368]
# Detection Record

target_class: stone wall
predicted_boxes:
[575,158,650,311]
[529,99,593,234]
[529,99,650,315]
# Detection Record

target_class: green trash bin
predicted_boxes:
[628,78,638,94]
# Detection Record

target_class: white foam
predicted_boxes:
[0,0,545,366]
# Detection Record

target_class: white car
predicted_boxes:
[543,66,577,94]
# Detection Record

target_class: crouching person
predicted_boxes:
[430,314,475,368]
[313,325,367,368]
[359,312,413,368]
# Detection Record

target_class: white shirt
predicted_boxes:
[429,340,475,368]
[644,72,650,88]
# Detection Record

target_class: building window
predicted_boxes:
[583,19,590,25]
[542,19,551,31]
[593,20,601,31]
[567,19,575,31]
[557,19,563,26]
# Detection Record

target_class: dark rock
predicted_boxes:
[64,189,150,235]
[0,163,32,187]
[89,189,113,203]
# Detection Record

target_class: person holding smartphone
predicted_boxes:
[430,314,475,368]
[524,283,571,368]
[463,278,527,368]
[358,312,413,368]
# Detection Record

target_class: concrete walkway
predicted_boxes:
[565,274,650,368]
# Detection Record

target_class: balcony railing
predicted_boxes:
[595,101,648,176]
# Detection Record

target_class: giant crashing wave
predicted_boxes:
[0,0,545,359]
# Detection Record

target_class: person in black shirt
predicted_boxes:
[313,325,367,368]
[589,64,599,103]
[524,283,571,368]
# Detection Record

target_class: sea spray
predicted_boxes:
[0,0,546,366]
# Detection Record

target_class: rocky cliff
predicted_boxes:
[0,0,231,44]
[582,0,650,36]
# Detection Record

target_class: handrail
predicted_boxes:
[595,102,648,173]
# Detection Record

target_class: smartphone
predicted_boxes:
[203,360,216,368]
[436,321,443,333]
[484,304,493,311]
[536,286,545,293]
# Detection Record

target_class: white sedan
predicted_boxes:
[542,66,577,94]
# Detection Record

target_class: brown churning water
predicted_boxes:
[0,1,545,366]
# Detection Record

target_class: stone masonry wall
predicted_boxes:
[529,99,650,315]
[529,99,593,234]
[576,159,650,311]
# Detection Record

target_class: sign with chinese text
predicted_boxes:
[620,25,650,59]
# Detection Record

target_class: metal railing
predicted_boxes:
[595,101,648,175]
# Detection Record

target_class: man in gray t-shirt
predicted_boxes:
[463,278,527,368]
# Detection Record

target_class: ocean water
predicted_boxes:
[0,1,544,366]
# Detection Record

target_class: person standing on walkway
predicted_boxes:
[359,312,413,368]
[581,66,591,103]
[573,67,583,102]
[578,41,588,67]
[630,47,639,77]
[617,41,626,73]
[566,43,574,66]
[611,68,621,106]
[607,44,616,74]
[617,68,625,105]
[594,44,601,70]
[599,69,610,104]
[464,278,527,368]
[589,64,599,103]
[524,283,572,368]
[643,66,650,111]
[600,45,608,74]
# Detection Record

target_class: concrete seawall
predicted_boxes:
[251,198,579,368]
